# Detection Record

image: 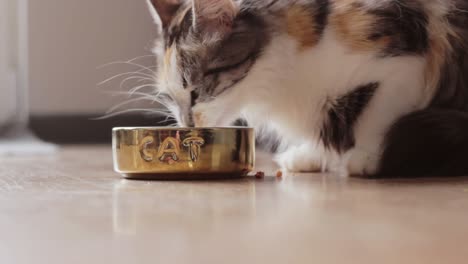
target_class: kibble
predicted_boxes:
[255,171,265,178]
[276,170,283,178]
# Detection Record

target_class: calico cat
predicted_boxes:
[145,0,468,177]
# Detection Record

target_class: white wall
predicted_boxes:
[0,0,18,124]
[29,0,157,115]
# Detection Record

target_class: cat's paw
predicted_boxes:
[274,145,322,173]
[347,149,379,177]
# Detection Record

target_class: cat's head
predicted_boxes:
[147,0,268,126]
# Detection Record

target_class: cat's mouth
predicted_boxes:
[186,110,195,127]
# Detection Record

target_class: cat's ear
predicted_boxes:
[192,0,238,34]
[147,0,183,28]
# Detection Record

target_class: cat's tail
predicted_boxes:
[376,109,468,177]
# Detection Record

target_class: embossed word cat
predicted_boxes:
[140,135,205,163]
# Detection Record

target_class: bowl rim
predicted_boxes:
[112,126,254,132]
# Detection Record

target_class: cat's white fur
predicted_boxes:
[151,1,437,176]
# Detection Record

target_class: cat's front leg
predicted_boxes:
[274,142,323,173]
[346,90,426,176]
[345,108,396,177]
[346,146,381,177]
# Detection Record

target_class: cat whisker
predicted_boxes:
[98,71,154,86]
[119,76,155,89]
[105,96,163,114]
[128,84,157,95]
[104,90,157,98]
[159,116,177,125]
[118,94,173,110]
[126,54,157,63]
[92,108,173,120]
[97,54,157,69]
[98,61,157,75]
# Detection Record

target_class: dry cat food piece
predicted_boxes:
[255,171,265,178]
[276,170,283,178]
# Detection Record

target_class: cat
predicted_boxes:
[145,0,468,177]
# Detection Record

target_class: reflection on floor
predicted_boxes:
[0,146,467,264]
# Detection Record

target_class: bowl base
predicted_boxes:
[120,172,249,181]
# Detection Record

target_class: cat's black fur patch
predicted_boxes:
[377,1,468,178]
[265,0,281,9]
[313,0,330,39]
[165,6,193,47]
[369,1,429,57]
[233,119,249,127]
[377,109,468,177]
[430,0,468,111]
[190,90,199,107]
[321,82,379,153]
[232,119,281,152]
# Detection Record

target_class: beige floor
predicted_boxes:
[0,146,467,264]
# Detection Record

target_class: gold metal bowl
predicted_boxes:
[112,127,255,180]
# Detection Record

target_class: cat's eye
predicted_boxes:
[204,54,253,76]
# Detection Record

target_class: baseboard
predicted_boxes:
[29,114,173,144]
[29,115,269,147]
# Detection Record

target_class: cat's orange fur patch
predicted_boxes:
[161,45,175,82]
[286,5,320,50]
[424,17,453,93]
[164,46,174,66]
[330,3,389,52]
